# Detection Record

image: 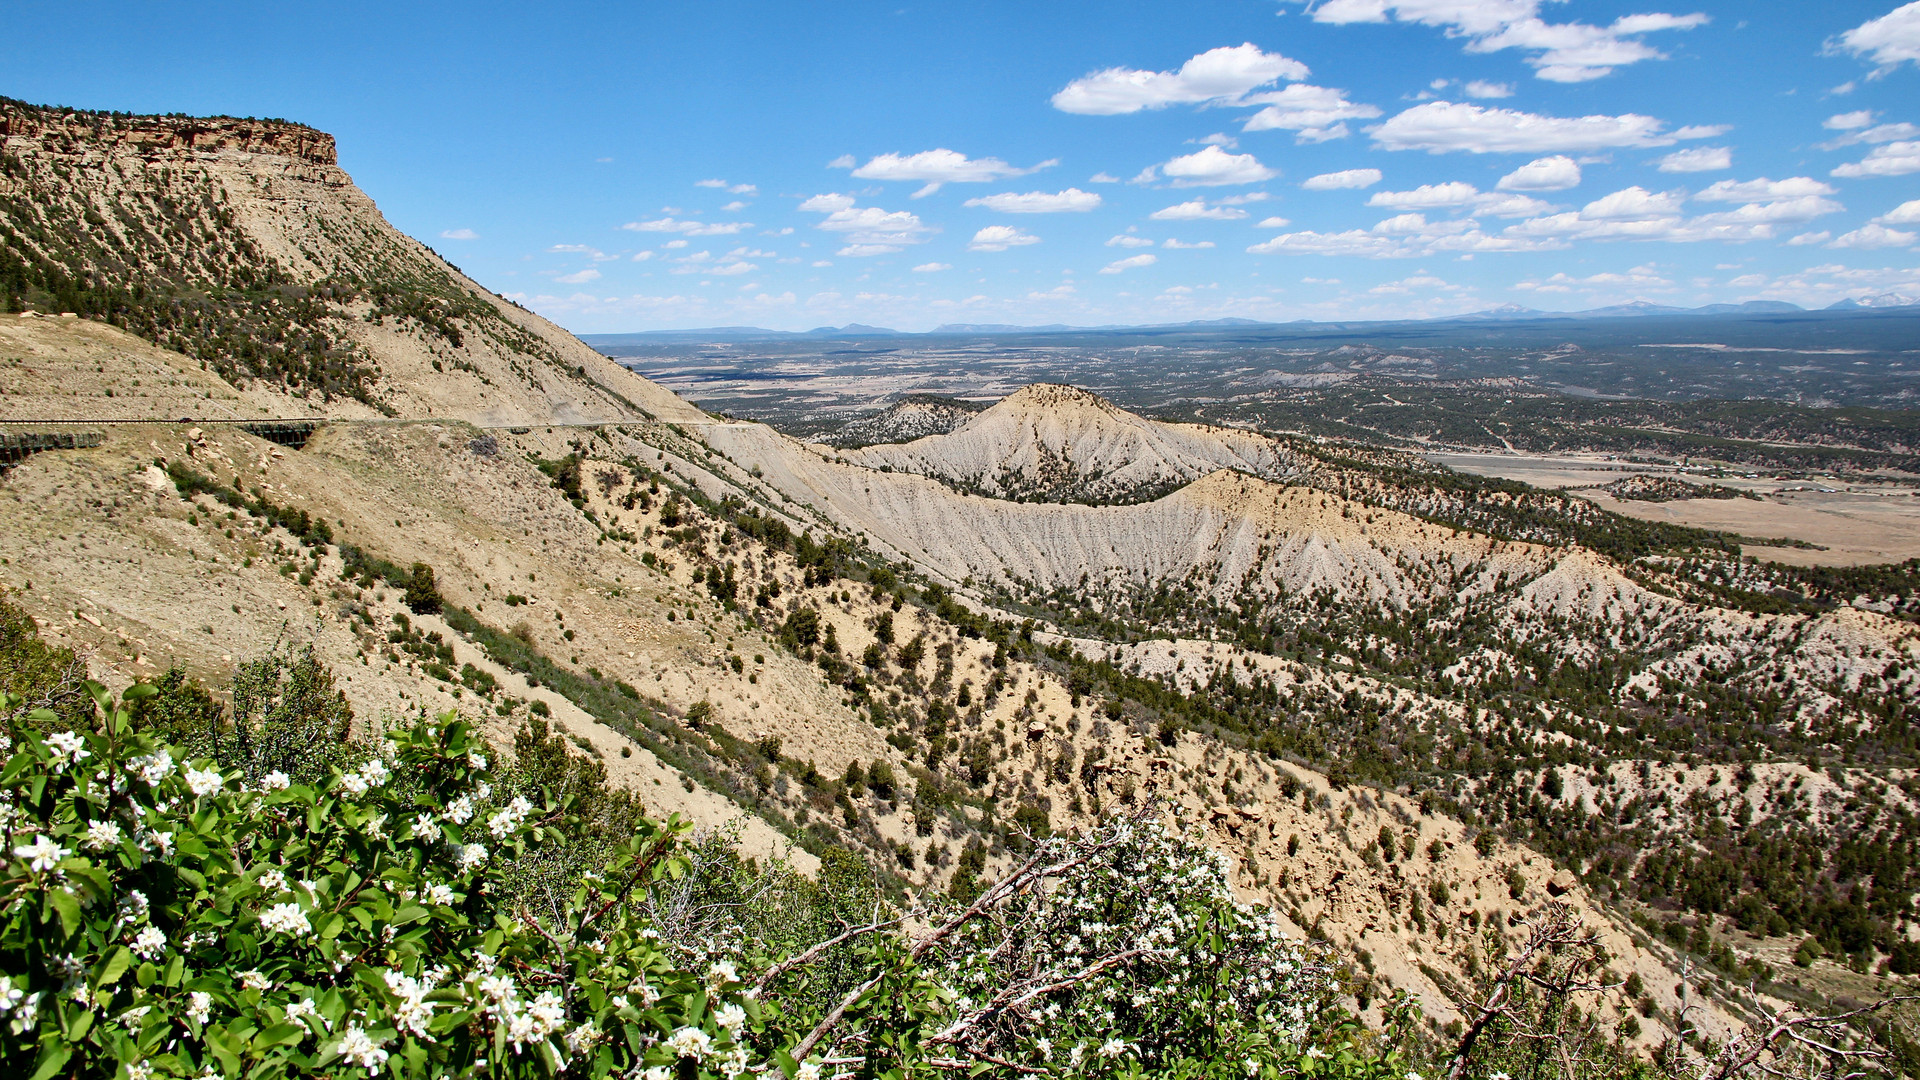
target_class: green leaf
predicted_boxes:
[45,888,81,936]
[94,946,131,988]
[26,1044,72,1080]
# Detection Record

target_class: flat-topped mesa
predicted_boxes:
[0,99,336,166]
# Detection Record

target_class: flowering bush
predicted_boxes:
[0,684,763,1080]
[0,680,1417,1079]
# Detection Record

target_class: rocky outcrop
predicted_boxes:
[0,99,336,166]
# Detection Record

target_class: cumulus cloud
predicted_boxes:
[1158,145,1278,186]
[1302,168,1383,190]
[1299,0,1708,82]
[1368,181,1483,209]
[1106,234,1156,247]
[968,225,1040,252]
[1830,223,1917,249]
[1501,181,1843,244]
[1238,83,1381,141]
[1099,254,1158,273]
[1150,198,1249,221]
[1248,210,1558,258]
[1787,231,1831,246]
[912,262,952,272]
[1051,43,1308,114]
[1497,155,1582,191]
[1694,177,1837,202]
[549,243,616,260]
[843,149,1050,197]
[1832,141,1920,177]
[623,217,752,236]
[697,179,758,194]
[962,188,1102,213]
[1658,146,1732,172]
[439,228,478,240]
[1826,110,1877,130]
[555,268,601,284]
[1370,102,1678,154]
[1162,239,1217,249]
[1880,199,1920,225]
[797,194,936,255]
[1464,80,1514,98]
[1089,172,1122,183]
[1829,3,1920,75]
[1514,265,1675,292]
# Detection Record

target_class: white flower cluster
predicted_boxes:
[129,749,173,787]
[471,971,567,1052]
[335,757,391,797]
[13,834,67,873]
[485,795,535,839]
[45,731,90,772]
[259,902,312,938]
[383,969,438,1037]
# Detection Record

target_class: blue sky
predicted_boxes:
[7,1,1920,330]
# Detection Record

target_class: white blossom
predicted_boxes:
[83,820,123,852]
[445,796,474,824]
[131,750,173,787]
[185,767,224,797]
[260,770,291,791]
[425,883,455,906]
[455,842,488,871]
[260,902,312,937]
[468,751,488,770]
[46,731,90,771]
[0,976,22,1016]
[666,1025,712,1060]
[240,970,271,992]
[333,1025,389,1074]
[185,991,212,1025]
[130,926,167,961]
[257,867,288,893]
[384,970,437,1037]
[715,1002,746,1033]
[13,835,67,873]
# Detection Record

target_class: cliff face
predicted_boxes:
[0,99,702,426]
[0,100,338,166]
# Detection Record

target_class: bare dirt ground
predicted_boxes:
[1428,450,1920,566]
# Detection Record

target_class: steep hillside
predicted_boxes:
[0,99,701,425]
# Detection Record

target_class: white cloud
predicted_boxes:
[662,239,689,249]
[1369,181,1483,209]
[1162,239,1217,249]
[439,228,478,240]
[722,201,748,212]
[1089,172,1122,183]
[1099,254,1158,273]
[826,154,856,169]
[1464,80,1514,98]
[1658,146,1732,173]
[1159,145,1278,186]
[1302,168,1383,190]
[1514,265,1674,292]
[1106,234,1156,247]
[1826,110,1877,130]
[1786,231,1831,246]
[1502,181,1843,245]
[797,194,936,254]
[696,179,758,194]
[1370,102,1676,154]
[1831,223,1917,249]
[1249,209,1558,258]
[632,251,654,262]
[844,149,1048,197]
[912,262,952,272]
[1833,141,1920,177]
[1879,199,1920,225]
[1256,216,1293,228]
[962,188,1102,213]
[1150,198,1249,221]
[1830,2,1920,75]
[1367,182,1550,217]
[555,268,601,284]
[549,244,615,261]
[623,217,751,236]
[1051,43,1308,114]
[1694,177,1837,202]
[1239,83,1381,141]
[968,225,1041,252]
[1300,0,1708,82]
[1497,155,1581,191]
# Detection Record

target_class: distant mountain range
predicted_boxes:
[579,296,1918,344]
